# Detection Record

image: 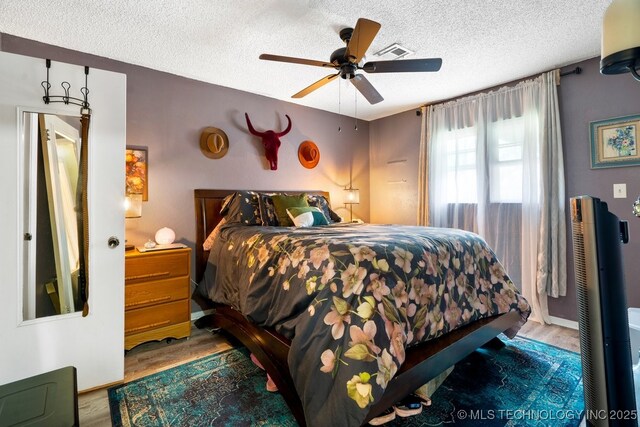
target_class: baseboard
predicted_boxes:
[191,308,214,323]
[549,315,579,330]
[79,379,123,394]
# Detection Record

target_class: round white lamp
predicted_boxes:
[155,227,176,245]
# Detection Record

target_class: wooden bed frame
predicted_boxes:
[194,189,521,426]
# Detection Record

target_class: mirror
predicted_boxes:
[21,111,88,320]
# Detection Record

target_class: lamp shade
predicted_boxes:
[601,0,640,76]
[345,188,360,204]
[124,194,142,218]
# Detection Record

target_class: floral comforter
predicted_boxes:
[198,223,530,427]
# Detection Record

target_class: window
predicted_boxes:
[442,115,533,204]
[444,127,477,203]
[489,117,525,203]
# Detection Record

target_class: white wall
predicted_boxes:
[0,51,126,390]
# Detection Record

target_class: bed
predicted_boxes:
[194,189,530,427]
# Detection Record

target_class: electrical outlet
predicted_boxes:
[613,183,627,199]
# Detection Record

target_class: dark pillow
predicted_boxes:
[287,206,330,227]
[308,194,342,223]
[328,207,343,223]
[258,192,280,226]
[220,191,262,225]
[272,193,309,227]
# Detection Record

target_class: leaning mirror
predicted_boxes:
[21,111,88,320]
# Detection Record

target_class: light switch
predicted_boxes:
[613,183,627,199]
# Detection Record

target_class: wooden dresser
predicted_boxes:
[124,247,191,350]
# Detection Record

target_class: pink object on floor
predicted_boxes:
[266,374,278,392]
[250,353,265,370]
[250,353,278,392]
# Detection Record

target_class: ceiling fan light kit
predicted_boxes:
[600,0,640,82]
[260,18,442,105]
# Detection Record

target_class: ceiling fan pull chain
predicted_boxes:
[354,85,358,131]
[338,79,342,132]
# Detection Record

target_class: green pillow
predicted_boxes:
[272,193,309,226]
[287,206,330,227]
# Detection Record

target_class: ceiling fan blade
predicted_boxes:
[260,54,335,68]
[350,74,384,104]
[345,18,381,64]
[362,58,443,73]
[292,73,340,98]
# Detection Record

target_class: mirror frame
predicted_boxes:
[18,106,90,324]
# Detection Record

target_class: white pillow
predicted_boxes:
[286,206,329,227]
[289,211,315,227]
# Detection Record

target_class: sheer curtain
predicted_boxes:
[425,71,565,323]
[417,106,430,226]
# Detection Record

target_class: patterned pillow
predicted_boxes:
[287,206,329,227]
[220,191,262,225]
[308,194,342,223]
[258,192,280,226]
[272,193,309,227]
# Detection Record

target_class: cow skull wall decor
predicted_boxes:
[245,113,292,170]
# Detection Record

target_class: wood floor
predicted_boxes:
[78,319,579,426]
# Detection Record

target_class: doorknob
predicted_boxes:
[108,236,120,248]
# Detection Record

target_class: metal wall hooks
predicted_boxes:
[41,59,91,114]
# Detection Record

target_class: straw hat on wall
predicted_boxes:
[200,127,229,159]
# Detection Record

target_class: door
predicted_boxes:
[0,51,127,391]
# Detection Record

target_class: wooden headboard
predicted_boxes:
[194,189,331,283]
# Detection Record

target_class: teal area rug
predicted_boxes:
[108,336,583,426]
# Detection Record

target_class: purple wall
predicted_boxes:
[551,57,640,321]
[369,109,422,225]
[1,33,370,312]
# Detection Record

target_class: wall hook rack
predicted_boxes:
[41,59,91,114]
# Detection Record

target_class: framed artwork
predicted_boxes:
[590,114,640,169]
[125,145,148,200]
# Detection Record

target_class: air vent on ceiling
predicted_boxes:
[373,43,414,60]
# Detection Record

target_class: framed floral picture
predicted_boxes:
[590,114,640,169]
[125,145,148,200]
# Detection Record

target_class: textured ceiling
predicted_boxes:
[0,0,611,120]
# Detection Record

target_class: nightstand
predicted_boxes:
[124,247,192,350]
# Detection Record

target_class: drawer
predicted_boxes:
[125,277,189,311]
[125,250,189,283]
[125,300,190,336]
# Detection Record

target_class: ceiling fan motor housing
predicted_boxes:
[330,47,348,65]
[330,47,357,79]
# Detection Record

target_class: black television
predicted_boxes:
[570,195,636,427]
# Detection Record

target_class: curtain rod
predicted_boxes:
[560,66,582,77]
[418,66,583,111]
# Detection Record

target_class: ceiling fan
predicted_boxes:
[259,18,442,105]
